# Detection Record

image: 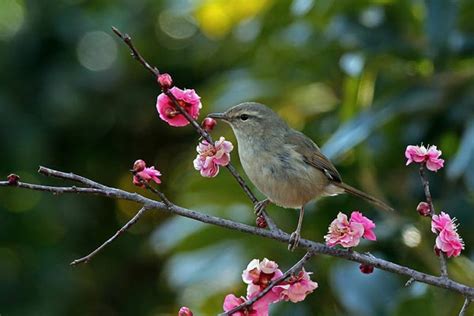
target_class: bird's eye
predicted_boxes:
[240,114,249,121]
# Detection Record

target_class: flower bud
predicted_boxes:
[359,263,374,274]
[178,306,193,316]
[201,117,217,132]
[132,159,146,173]
[7,173,20,185]
[158,73,173,90]
[416,201,431,216]
[256,216,267,228]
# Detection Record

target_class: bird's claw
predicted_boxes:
[288,231,301,251]
[254,199,269,216]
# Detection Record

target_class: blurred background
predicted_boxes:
[0,0,473,315]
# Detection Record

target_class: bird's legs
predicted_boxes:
[288,206,304,251]
[254,198,270,216]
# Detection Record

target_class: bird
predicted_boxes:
[207,102,392,251]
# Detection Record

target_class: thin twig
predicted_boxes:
[419,165,435,216]
[419,164,449,278]
[2,167,474,299]
[111,26,279,233]
[70,205,151,266]
[221,252,314,316]
[133,173,172,207]
[405,278,415,287]
[459,297,472,316]
[111,27,160,77]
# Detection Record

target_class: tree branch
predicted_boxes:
[70,205,151,266]
[2,167,474,299]
[221,252,314,316]
[111,26,279,233]
[459,297,472,316]
[419,164,449,278]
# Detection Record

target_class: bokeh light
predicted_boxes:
[339,52,365,77]
[158,10,197,40]
[402,226,422,248]
[0,0,25,40]
[76,31,117,71]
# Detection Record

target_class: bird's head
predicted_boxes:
[207,102,288,140]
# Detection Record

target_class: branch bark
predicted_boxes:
[1,167,473,299]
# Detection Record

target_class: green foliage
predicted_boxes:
[0,0,473,315]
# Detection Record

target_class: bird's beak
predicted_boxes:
[207,112,228,120]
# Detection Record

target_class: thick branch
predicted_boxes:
[2,167,474,299]
[111,26,279,232]
[222,252,314,316]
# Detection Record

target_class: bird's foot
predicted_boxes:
[254,199,269,216]
[288,231,301,251]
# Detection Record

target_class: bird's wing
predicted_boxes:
[285,131,342,183]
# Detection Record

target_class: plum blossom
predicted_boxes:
[223,294,269,316]
[350,211,376,241]
[156,87,202,127]
[416,201,431,216]
[223,258,319,315]
[7,173,20,185]
[178,306,193,316]
[279,269,318,303]
[324,211,377,248]
[431,212,464,257]
[359,264,375,274]
[256,216,267,228]
[157,73,173,89]
[405,144,444,171]
[193,137,233,177]
[201,117,217,132]
[131,159,161,187]
[242,258,283,301]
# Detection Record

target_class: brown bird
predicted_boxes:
[208,102,392,250]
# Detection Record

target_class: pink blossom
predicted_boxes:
[425,146,445,171]
[178,306,193,316]
[256,216,267,228]
[359,264,374,274]
[431,212,464,257]
[242,258,283,301]
[7,173,20,186]
[324,212,364,248]
[350,211,376,241]
[193,136,233,177]
[416,201,431,216]
[242,258,283,303]
[132,159,161,187]
[133,159,146,172]
[223,294,269,316]
[156,87,202,127]
[223,294,247,316]
[201,117,217,132]
[279,269,318,303]
[431,212,455,233]
[158,73,173,89]
[405,144,444,171]
[405,145,428,164]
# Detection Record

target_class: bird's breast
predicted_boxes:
[238,143,331,208]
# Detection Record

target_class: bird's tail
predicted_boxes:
[333,182,394,212]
